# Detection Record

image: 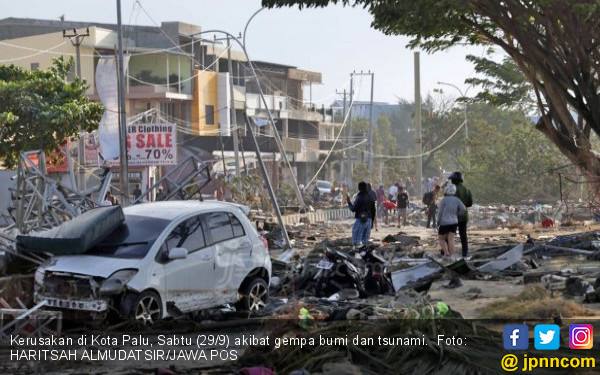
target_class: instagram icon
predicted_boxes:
[569,324,593,349]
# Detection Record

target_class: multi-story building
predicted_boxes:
[0,17,344,194]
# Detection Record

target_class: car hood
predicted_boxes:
[42,255,142,278]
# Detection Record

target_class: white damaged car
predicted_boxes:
[33,201,271,324]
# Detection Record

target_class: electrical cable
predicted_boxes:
[0,41,69,62]
[305,75,362,187]
[356,118,467,160]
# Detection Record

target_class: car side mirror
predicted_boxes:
[168,247,188,260]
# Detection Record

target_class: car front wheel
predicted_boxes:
[122,291,163,325]
[240,278,268,312]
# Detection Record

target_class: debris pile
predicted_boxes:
[234,303,530,375]
[467,202,596,230]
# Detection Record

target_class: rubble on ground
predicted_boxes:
[4,201,600,374]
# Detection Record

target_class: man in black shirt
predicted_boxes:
[397,186,409,226]
[347,181,375,249]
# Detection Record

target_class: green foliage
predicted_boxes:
[374,115,396,155]
[277,182,297,207]
[463,105,569,204]
[0,57,103,168]
[403,98,569,204]
[465,52,533,109]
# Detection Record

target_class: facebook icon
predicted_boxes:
[503,325,529,350]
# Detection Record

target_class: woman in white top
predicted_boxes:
[437,183,466,258]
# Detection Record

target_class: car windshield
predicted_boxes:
[317,181,332,189]
[86,215,170,259]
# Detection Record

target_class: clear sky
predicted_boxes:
[4,0,485,104]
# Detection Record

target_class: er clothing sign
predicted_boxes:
[108,123,177,166]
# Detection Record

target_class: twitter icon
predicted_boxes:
[535,324,560,350]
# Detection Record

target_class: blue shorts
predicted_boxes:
[352,218,372,245]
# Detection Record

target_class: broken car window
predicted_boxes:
[86,215,170,259]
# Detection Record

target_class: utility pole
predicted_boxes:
[414,52,422,199]
[63,27,90,192]
[367,72,375,172]
[349,73,354,188]
[226,36,241,178]
[335,89,347,179]
[116,0,129,205]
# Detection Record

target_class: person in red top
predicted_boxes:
[382,200,396,225]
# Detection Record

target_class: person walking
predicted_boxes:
[437,183,466,259]
[133,184,142,201]
[367,183,378,231]
[156,186,166,201]
[423,185,441,228]
[347,181,375,250]
[449,171,473,258]
[388,183,398,204]
[397,186,409,226]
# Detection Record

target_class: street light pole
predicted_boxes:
[437,81,470,170]
[193,29,300,248]
[63,27,90,192]
[437,81,469,142]
[240,9,305,208]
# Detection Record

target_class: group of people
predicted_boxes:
[346,171,473,260]
[373,182,410,226]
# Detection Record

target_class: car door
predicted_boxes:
[160,214,216,312]
[204,211,253,303]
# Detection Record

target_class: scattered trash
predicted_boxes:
[478,244,524,272]
[391,261,442,291]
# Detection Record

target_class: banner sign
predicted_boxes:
[108,123,177,166]
[96,56,129,160]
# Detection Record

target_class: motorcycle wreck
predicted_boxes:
[312,244,395,298]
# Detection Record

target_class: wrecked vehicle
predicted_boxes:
[314,246,394,298]
[314,247,364,297]
[27,201,271,324]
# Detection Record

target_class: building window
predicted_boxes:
[205,105,215,125]
[30,63,40,72]
[160,102,175,119]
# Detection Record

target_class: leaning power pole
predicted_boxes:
[63,27,90,192]
[335,89,347,178]
[348,73,354,188]
[116,0,129,205]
